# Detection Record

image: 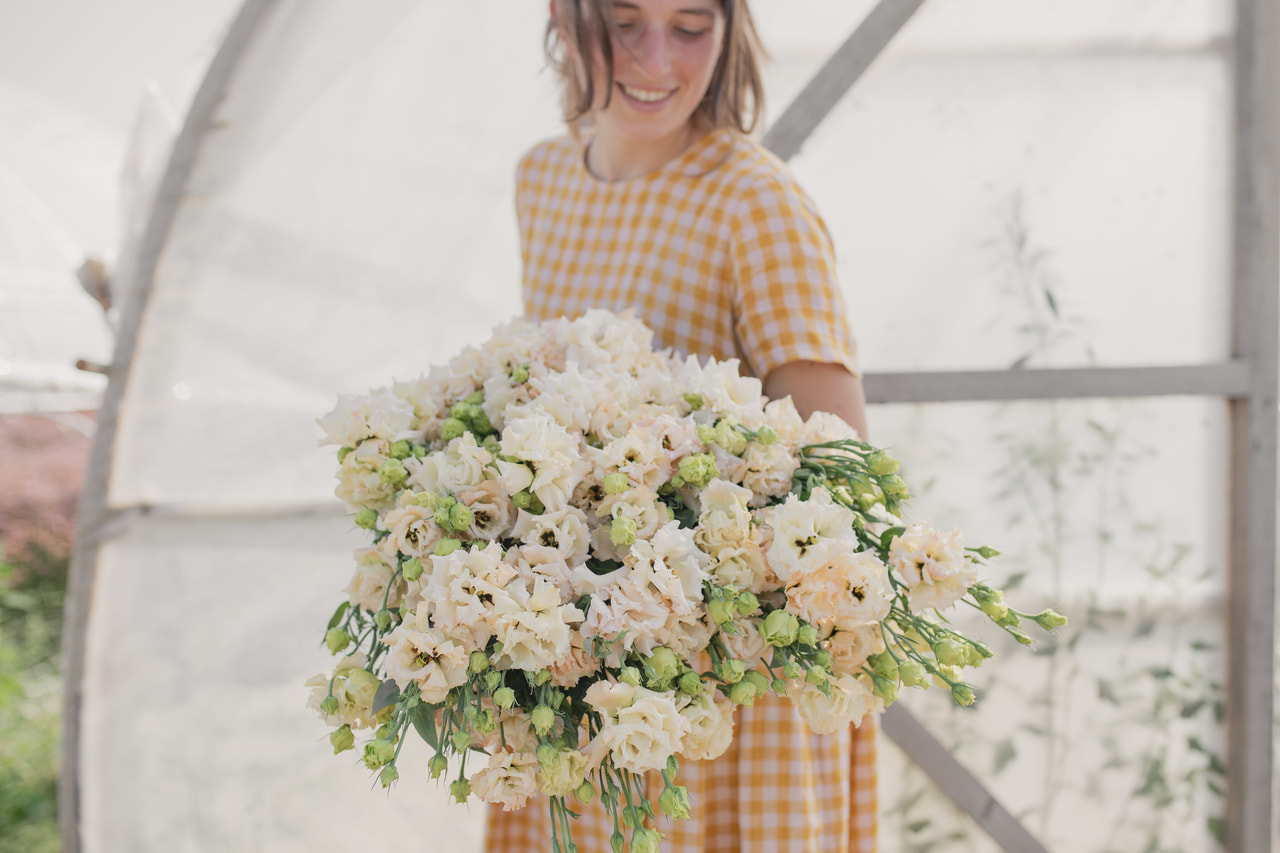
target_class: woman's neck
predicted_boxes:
[585,123,703,182]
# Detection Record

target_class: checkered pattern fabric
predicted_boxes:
[515,129,859,380]
[485,128,875,852]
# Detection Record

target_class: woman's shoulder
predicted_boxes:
[517,134,582,179]
[704,131,822,220]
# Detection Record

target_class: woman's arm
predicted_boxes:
[763,360,870,439]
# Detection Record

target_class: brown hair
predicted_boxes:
[546,0,766,136]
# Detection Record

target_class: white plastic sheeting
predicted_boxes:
[72,1,1235,851]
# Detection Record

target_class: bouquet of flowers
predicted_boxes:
[309,310,1064,853]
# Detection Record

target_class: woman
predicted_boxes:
[487,1,877,850]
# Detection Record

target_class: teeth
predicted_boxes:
[621,84,670,103]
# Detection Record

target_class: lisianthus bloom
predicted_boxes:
[470,751,540,811]
[695,478,756,555]
[792,672,882,735]
[306,653,383,729]
[827,623,887,676]
[889,524,978,611]
[677,690,737,761]
[317,388,415,448]
[784,544,891,632]
[382,625,470,703]
[763,489,860,583]
[346,547,403,612]
[382,501,442,559]
[587,685,690,774]
[492,576,584,672]
[406,433,492,494]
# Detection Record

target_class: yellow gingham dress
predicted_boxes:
[484,128,877,853]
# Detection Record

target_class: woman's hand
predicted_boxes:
[763,360,870,439]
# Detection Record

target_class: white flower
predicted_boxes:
[800,410,861,445]
[382,502,442,559]
[588,685,690,774]
[470,751,540,811]
[457,480,516,541]
[762,396,805,446]
[425,542,519,646]
[707,544,770,593]
[382,625,470,703]
[592,432,670,491]
[628,522,710,608]
[334,440,397,511]
[792,673,882,735]
[317,388,415,447]
[677,691,736,761]
[405,433,492,494]
[740,442,800,504]
[305,653,381,729]
[762,488,859,583]
[784,543,892,632]
[500,413,588,511]
[347,547,403,612]
[827,623,886,676]
[695,479,755,555]
[511,507,592,566]
[678,355,764,423]
[509,543,576,598]
[492,577,585,672]
[538,747,591,797]
[888,524,978,612]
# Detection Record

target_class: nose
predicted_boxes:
[630,24,673,78]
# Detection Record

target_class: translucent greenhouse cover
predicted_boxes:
[77,1,1235,851]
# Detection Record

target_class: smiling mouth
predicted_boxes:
[618,83,675,104]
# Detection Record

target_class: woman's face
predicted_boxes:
[584,0,727,149]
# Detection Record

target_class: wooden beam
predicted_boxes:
[1226,0,1279,850]
[882,705,1051,853]
[763,0,928,162]
[863,362,1252,404]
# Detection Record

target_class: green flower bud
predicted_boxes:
[980,594,1010,622]
[575,779,595,804]
[611,831,626,853]
[483,669,501,692]
[379,458,409,486]
[715,658,746,684]
[678,671,704,696]
[965,641,994,667]
[646,647,681,686]
[973,546,1001,560]
[868,651,899,680]
[757,607,798,640]
[755,426,778,445]
[932,638,968,667]
[728,680,760,705]
[867,450,899,476]
[1033,609,1068,630]
[536,743,559,769]
[473,708,497,734]
[362,738,395,769]
[713,420,747,455]
[450,778,471,803]
[449,401,475,421]
[1010,629,1035,646]
[797,624,819,647]
[481,435,500,455]
[951,682,977,706]
[324,627,351,654]
[320,695,340,716]
[469,650,490,674]
[428,754,448,779]
[413,443,428,458]
[463,390,484,406]
[388,439,412,460]
[511,363,530,383]
[448,502,474,531]
[695,423,716,446]
[676,453,717,488]
[397,558,422,582]
[735,591,760,617]
[623,805,645,830]
[531,669,552,686]
[873,677,899,705]
[783,661,803,679]
[434,537,463,558]
[511,489,545,514]
[996,609,1022,629]
[379,764,399,787]
[813,650,833,669]
[632,829,661,853]
[742,671,770,693]
[374,610,393,631]
[602,472,629,495]
[659,785,691,819]
[354,508,379,530]
[771,678,788,695]
[856,492,880,512]
[899,659,929,687]
[337,446,353,463]
[439,417,467,441]
[708,597,735,626]
[619,666,642,687]
[531,704,556,735]
[805,665,829,686]
[329,724,354,753]
[470,409,494,436]
[493,687,516,709]
[683,392,704,411]
[610,516,637,547]
[448,730,470,752]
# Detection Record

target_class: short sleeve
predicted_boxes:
[728,171,859,380]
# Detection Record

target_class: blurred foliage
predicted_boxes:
[0,541,67,853]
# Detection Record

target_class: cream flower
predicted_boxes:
[538,747,591,797]
[589,686,690,774]
[827,623,887,676]
[305,653,382,729]
[784,543,892,632]
[592,432,669,491]
[405,433,492,494]
[763,488,859,582]
[659,609,715,661]
[509,543,576,598]
[888,524,978,612]
[317,388,416,447]
[695,478,755,555]
[720,618,769,665]
[382,502,442,559]
[762,396,805,447]
[581,584,670,657]
[677,691,737,761]
[800,410,861,445]
[382,625,470,703]
[792,673,882,735]
[707,544,770,594]
[425,542,519,646]
[501,412,588,511]
[347,547,403,612]
[627,521,710,609]
[549,632,602,688]
[334,440,397,511]
[511,507,592,566]
[457,480,516,541]
[492,577,585,672]
[470,751,540,811]
[741,442,801,505]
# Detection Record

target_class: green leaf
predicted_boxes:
[1132,617,1156,639]
[906,819,931,834]
[992,738,1017,774]
[586,558,624,576]
[411,702,442,750]
[1207,816,1226,845]
[879,527,906,551]
[1096,679,1120,705]
[372,679,401,715]
[326,601,349,631]
[1180,699,1206,719]
[1002,571,1027,591]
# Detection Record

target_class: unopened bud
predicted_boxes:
[646,647,681,686]
[683,392,704,411]
[951,682,976,706]
[434,537,463,557]
[320,695,340,716]
[379,458,409,486]
[708,598,735,625]
[354,508,379,530]
[632,828,661,853]
[771,678,787,694]
[531,704,556,735]
[473,708,497,734]
[932,638,968,667]
[575,779,595,804]
[379,764,399,787]
[610,516,637,547]
[388,439,412,460]
[805,665,829,686]
[1033,609,1068,630]
[729,680,759,705]
[715,658,747,684]
[783,661,803,679]
[511,363,530,383]
[483,669,501,692]
[867,450,899,476]
[620,666,641,686]
[448,502,474,531]
[735,591,760,616]
[493,687,516,709]
[602,472,629,495]
[873,677,899,705]
[756,426,778,445]
[868,651,899,680]
[329,724,354,753]
[450,778,471,803]
[439,418,467,441]
[898,659,928,687]
[797,624,819,647]
[469,650,490,674]
[429,754,448,779]
[610,832,626,853]
[375,610,393,631]
[324,627,351,654]
[678,671,704,696]
[362,738,395,769]
[401,558,424,581]
[659,785,691,819]
[537,743,558,769]
[450,730,472,752]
